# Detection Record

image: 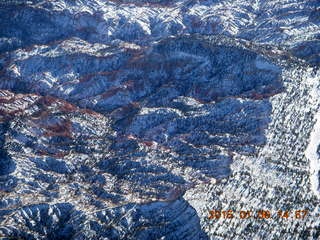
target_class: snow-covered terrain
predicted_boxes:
[0,0,319,239]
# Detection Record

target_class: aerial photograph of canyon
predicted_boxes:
[0,0,319,239]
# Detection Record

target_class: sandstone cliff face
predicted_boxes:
[0,0,319,239]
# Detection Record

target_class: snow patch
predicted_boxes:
[305,73,320,199]
[305,110,320,199]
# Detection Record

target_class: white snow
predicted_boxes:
[305,110,320,199]
[305,70,320,199]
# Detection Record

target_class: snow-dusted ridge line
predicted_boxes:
[304,68,320,199]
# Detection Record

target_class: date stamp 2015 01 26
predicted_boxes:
[207,210,309,220]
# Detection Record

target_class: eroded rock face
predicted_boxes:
[0,0,319,239]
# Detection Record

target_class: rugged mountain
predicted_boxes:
[0,0,319,239]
